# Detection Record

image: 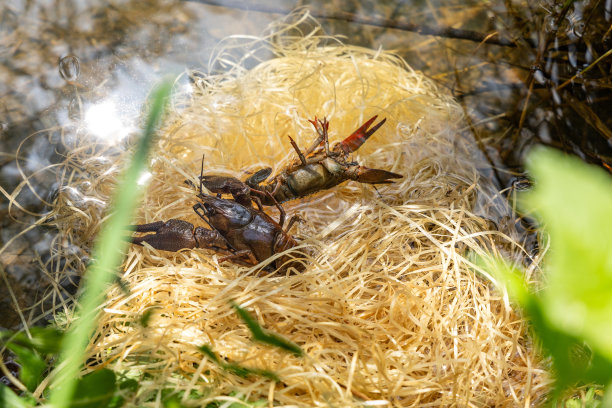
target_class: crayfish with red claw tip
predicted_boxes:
[200,115,403,207]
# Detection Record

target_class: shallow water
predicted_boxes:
[1,0,610,329]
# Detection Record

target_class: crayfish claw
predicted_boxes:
[131,221,167,233]
[198,175,253,207]
[336,116,386,155]
[219,249,258,266]
[131,219,199,252]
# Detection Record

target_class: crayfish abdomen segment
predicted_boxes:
[274,162,343,202]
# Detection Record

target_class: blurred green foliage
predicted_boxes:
[0,302,300,406]
[48,80,173,408]
[1,80,172,408]
[482,147,612,402]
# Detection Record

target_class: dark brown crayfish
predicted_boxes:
[131,116,402,271]
[201,116,402,207]
[132,172,300,271]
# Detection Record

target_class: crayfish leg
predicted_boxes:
[264,191,286,227]
[252,196,264,211]
[320,118,331,156]
[306,116,326,155]
[288,135,307,165]
[285,215,302,232]
[219,249,258,265]
[307,117,332,155]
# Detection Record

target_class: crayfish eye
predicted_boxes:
[204,203,215,214]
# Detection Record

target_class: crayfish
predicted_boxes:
[131,115,402,271]
[200,116,402,207]
[131,160,301,271]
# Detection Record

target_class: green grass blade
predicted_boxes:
[48,80,173,407]
[198,345,280,382]
[231,302,303,356]
[198,345,222,365]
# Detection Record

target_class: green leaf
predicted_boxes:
[1,327,64,355]
[223,364,279,382]
[481,254,612,394]
[563,387,603,408]
[70,369,117,408]
[139,308,157,328]
[5,343,46,392]
[231,302,303,356]
[162,391,186,408]
[480,147,612,395]
[474,255,530,305]
[524,148,612,364]
[107,378,139,408]
[117,378,138,392]
[0,384,34,408]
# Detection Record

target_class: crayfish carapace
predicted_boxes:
[132,161,301,271]
[201,116,403,207]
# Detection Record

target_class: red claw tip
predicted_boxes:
[337,115,386,154]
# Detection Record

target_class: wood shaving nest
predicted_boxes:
[52,12,550,407]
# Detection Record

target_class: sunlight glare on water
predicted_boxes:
[84,100,134,144]
[137,170,152,186]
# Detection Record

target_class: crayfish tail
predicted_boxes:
[351,167,403,184]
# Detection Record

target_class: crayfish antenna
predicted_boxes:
[336,116,386,155]
[198,154,205,195]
